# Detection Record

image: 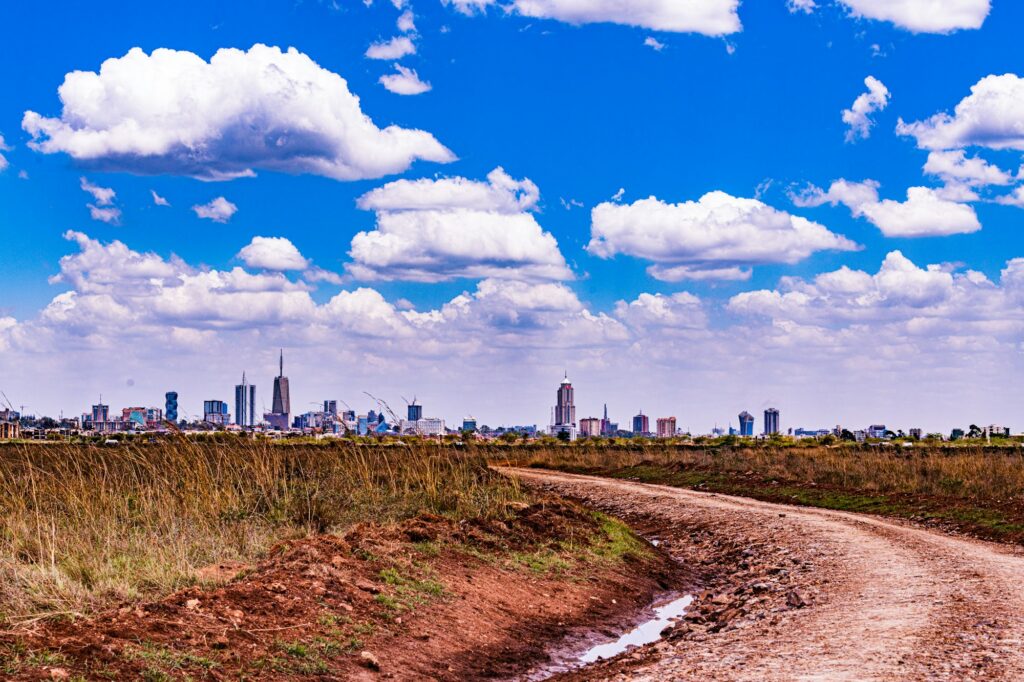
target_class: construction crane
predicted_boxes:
[363,391,401,426]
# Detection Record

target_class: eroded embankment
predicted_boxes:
[1,499,685,681]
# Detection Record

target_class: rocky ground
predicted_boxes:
[510,468,1024,682]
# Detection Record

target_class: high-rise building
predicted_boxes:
[763,408,780,436]
[165,392,178,422]
[204,400,230,426]
[550,373,577,441]
[738,411,754,436]
[656,417,676,438]
[407,400,423,422]
[632,411,649,435]
[235,372,256,427]
[579,417,601,437]
[122,407,147,428]
[600,403,612,436]
[324,400,338,416]
[462,417,478,432]
[269,350,291,430]
[91,402,109,424]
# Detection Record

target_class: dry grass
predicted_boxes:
[0,438,525,627]
[498,443,1024,503]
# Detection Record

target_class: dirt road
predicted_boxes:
[508,468,1024,681]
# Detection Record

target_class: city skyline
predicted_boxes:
[3,2,1024,432]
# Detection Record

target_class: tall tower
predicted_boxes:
[165,392,178,422]
[738,411,755,437]
[763,408,780,436]
[271,350,291,417]
[235,373,256,427]
[554,373,575,426]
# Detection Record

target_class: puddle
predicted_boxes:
[518,592,693,680]
[577,594,693,663]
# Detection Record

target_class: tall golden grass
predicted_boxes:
[498,443,1024,502]
[0,438,524,627]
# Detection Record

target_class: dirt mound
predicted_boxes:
[2,498,683,680]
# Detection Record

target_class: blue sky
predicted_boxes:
[1,0,1023,432]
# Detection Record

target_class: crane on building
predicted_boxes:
[363,391,401,426]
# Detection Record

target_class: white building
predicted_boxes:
[399,418,446,436]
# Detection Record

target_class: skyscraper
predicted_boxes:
[738,411,754,437]
[656,417,676,438]
[267,350,291,431]
[764,408,780,436]
[632,411,649,435]
[407,400,423,422]
[165,391,178,422]
[324,400,338,416]
[235,372,256,427]
[550,373,577,441]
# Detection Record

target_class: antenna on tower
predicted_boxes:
[279,349,284,377]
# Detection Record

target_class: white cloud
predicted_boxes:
[837,0,989,33]
[786,0,817,13]
[615,292,707,330]
[647,264,752,282]
[350,168,571,282]
[995,186,1024,209]
[644,37,666,51]
[365,35,417,60]
[80,177,116,206]
[397,10,417,32]
[379,64,432,95]
[923,150,1013,186]
[151,190,171,207]
[587,191,858,280]
[22,44,454,181]
[88,205,123,224]
[442,0,741,35]
[192,197,238,223]
[841,76,890,142]
[792,179,981,237]
[0,133,9,172]
[237,237,310,271]
[897,74,1024,151]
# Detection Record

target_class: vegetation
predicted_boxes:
[499,443,1024,544]
[0,439,525,627]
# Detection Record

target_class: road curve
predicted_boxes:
[506,468,1024,682]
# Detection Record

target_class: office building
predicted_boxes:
[235,372,256,428]
[122,407,147,428]
[579,417,601,437]
[738,411,754,437]
[268,350,291,430]
[909,428,923,439]
[632,411,649,435]
[399,417,446,436]
[867,424,887,439]
[462,417,478,433]
[764,408,780,436]
[407,400,423,422]
[656,417,676,438]
[600,404,612,436]
[92,403,109,424]
[324,400,338,416]
[165,392,178,422]
[550,373,577,441]
[203,400,230,426]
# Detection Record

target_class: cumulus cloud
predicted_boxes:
[923,150,1013,187]
[237,237,311,271]
[397,10,417,31]
[615,292,707,330]
[350,169,571,282]
[442,0,741,35]
[995,186,1024,209]
[192,197,237,223]
[379,64,432,95]
[837,0,989,33]
[897,74,1024,151]
[151,190,171,207]
[22,44,454,181]
[791,179,981,237]
[365,35,416,60]
[842,76,890,142]
[587,191,858,280]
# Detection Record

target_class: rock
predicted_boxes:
[751,583,771,594]
[268,582,287,594]
[356,580,381,594]
[360,651,381,670]
[185,598,201,611]
[786,590,809,608]
[211,635,230,649]
[48,668,70,680]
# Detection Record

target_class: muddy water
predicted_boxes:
[518,591,693,680]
